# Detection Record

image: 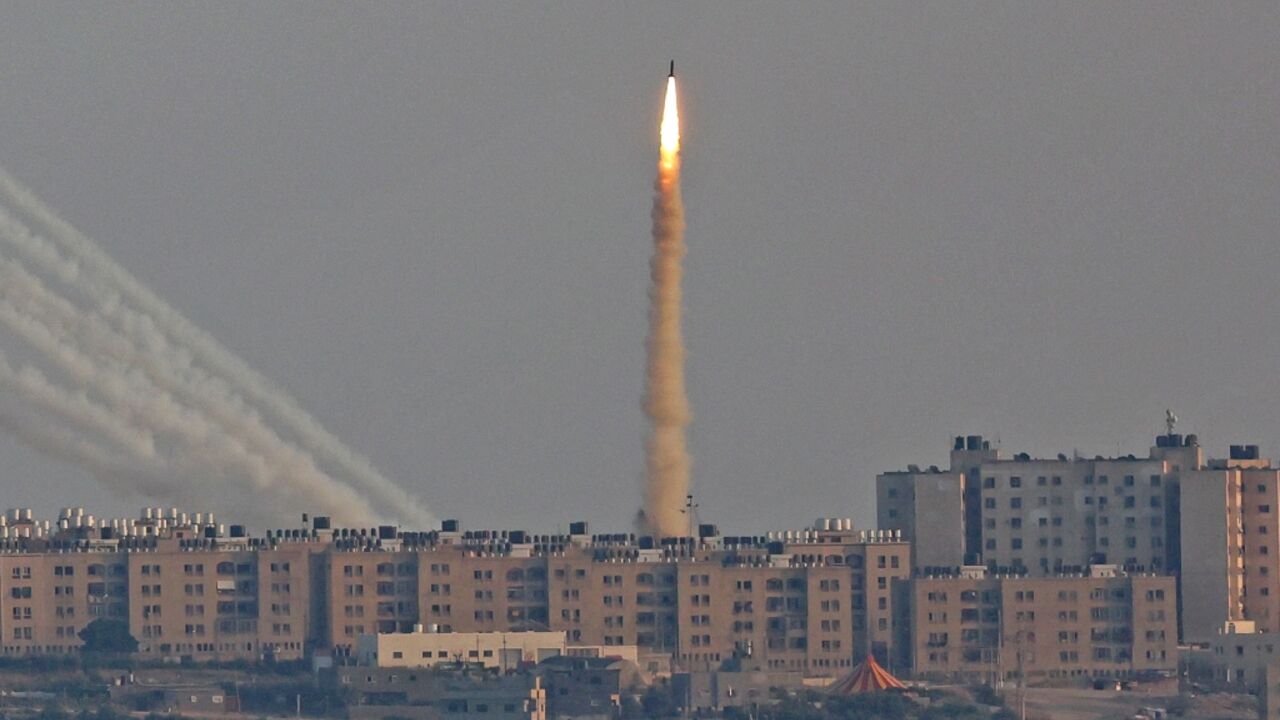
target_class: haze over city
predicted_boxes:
[0,3,1277,533]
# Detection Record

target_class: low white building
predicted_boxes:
[357,629,567,671]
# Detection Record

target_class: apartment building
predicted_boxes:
[0,510,907,678]
[896,566,1178,683]
[327,535,419,655]
[782,523,911,663]
[0,548,128,655]
[1180,445,1280,643]
[880,433,1200,576]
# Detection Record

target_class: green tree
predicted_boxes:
[77,619,138,654]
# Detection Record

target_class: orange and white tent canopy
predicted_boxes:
[827,655,907,694]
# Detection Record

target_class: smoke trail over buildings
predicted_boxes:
[642,72,693,537]
[0,167,436,528]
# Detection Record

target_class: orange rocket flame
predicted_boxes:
[660,76,680,161]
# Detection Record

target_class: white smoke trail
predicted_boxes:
[0,248,385,526]
[0,167,433,528]
[0,247,385,525]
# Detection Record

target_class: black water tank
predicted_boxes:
[569,521,588,535]
[1185,434,1198,447]
[966,435,982,450]
[229,525,246,538]
[954,436,966,450]
[1230,445,1246,459]
[441,519,460,533]
[1156,435,1169,448]
[698,524,718,538]
[314,516,331,530]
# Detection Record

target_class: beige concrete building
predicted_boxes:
[884,431,1280,647]
[0,510,908,679]
[897,566,1178,683]
[357,629,566,670]
[1181,446,1280,643]
[327,545,419,656]
[0,549,128,655]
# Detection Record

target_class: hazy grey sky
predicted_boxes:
[0,2,1277,533]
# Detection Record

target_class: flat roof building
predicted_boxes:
[896,566,1177,684]
[356,629,567,671]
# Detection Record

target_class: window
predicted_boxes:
[1010,498,1022,509]
[1010,477,1022,488]
[983,478,995,489]
[984,498,996,509]
[1263,505,1272,514]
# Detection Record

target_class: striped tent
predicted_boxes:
[827,655,907,694]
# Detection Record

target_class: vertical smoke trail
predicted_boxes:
[642,73,692,537]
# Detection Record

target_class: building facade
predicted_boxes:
[0,509,906,678]
[1181,447,1280,642]
[897,566,1178,683]
[876,468,966,570]
[356,630,566,670]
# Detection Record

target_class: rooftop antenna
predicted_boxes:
[1165,409,1177,436]
[681,494,700,539]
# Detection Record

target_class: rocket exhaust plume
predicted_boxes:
[642,66,692,537]
[0,167,437,529]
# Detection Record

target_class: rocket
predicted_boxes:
[669,60,675,78]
